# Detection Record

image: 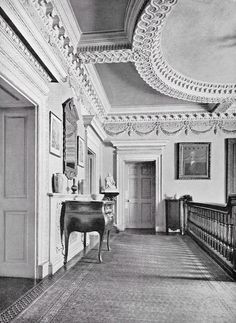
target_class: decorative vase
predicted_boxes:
[71,178,77,194]
[53,173,64,193]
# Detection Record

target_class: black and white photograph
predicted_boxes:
[0,0,236,322]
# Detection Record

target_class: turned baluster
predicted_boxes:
[227,195,236,270]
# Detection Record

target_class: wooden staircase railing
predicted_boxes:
[183,195,236,277]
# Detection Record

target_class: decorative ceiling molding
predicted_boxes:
[20,0,107,120]
[83,115,107,141]
[86,65,110,113]
[78,48,134,64]
[103,112,236,137]
[133,0,236,103]
[78,31,130,50]
[124,0,148,43]
[0,12,52,84]
[3,0,68,83]
[212,99,236,113]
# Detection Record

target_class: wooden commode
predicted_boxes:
[60,200,115,264]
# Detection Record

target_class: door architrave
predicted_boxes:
[111,140,168,232]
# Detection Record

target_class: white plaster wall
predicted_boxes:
[47,83,85,194]
[87,127,104,193]
[103,131,236,231]
[162,132,229,204]
[102,144,116,188]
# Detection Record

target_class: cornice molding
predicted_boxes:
[133,0,236,103]
[83,115,107,141]
[86,65,110,113]
[20,0,107,120]
[51,0,82,49]
[103,112,236,137]
[0,12,52,84]
[111,139,169,149]
[124,0,148,43]
[2,0,68,82]
[78,31,130,49]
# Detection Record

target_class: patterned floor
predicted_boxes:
[2,232,236,323]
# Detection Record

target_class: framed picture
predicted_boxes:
[177,142,211,179]
[49,112,62,157]
[77,136,85,167]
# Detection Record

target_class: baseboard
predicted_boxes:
[38,261,50,279]
[155,226,165,233]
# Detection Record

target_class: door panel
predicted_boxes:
[126,162,155,229]
[4,211,27,262]
[0,108,35,277]
[141,178,152,198]
[4,116,27,197]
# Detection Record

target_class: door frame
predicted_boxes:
[112,140,169,232]
[125,161,156,229]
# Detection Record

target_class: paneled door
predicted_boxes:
[0,108,35,278]
[125,162,155,228]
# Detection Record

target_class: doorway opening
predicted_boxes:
[112,139,168,232]
[0,77,36,278]
[125,161,155,230]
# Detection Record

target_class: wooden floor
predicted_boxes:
[0,232,236,322]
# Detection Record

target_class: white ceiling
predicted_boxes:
[162,0,236,84]
[69,0,128,33]
[67,0,236,113]
[95,63,205,113]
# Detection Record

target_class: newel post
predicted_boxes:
[179,195,193,234]
[228,194,236,271]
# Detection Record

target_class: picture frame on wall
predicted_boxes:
[49,112,62,157]
[77,136,85,167]
[177,142,211,180]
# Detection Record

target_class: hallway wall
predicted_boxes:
[103,131,236,231]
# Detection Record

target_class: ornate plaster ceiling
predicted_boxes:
[68,0,236,112]
[161,0,236,84]
[95,63,208,113]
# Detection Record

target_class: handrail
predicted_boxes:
[183,194,236,277]
[187,201,227,212]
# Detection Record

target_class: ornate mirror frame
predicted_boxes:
[62,98,79,180]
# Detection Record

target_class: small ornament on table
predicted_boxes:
[71,178,77,194]
[101,173,119,200]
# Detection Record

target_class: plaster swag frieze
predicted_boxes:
[103,112,236,137]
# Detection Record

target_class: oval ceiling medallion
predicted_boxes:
[133,0,236,103]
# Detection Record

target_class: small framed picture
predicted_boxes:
[49,112,62,157]
[177,142,211,179]
[77,136,85,167]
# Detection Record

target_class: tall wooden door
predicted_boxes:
[125,162,155,229]
[0,108,35,278]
